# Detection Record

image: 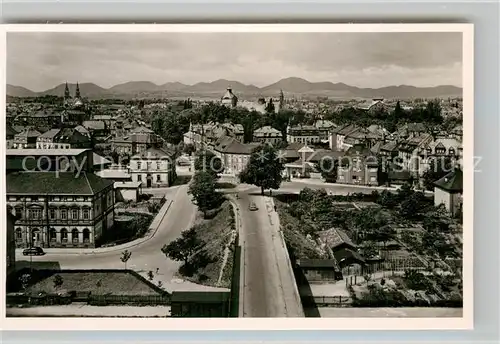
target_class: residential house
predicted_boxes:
[253,126,283,145]
[112,132,161,156]
[129,147,176,188]
[296,259,341,282]
[396,122,428,139]
[36,129,61,149]
[82,120,109,139]
[451,124,463,142]
[396,134,433,178]
[317,228,365,275]
[6,171,115,248]
[356,98,389,114]
[337,144,379,186]
[434,169,463,216]
[114,181,142,202]
[286,124,330,145]
[213,137,259,177]
[14,109,64,128]
[329,124,359,151]
[418,137,463,176]
[55,127,92,149]
[221,123,244,142]
[283,145,344,179]
[6,124,18,149]
[184,122,243,150]
[12,127,41,149]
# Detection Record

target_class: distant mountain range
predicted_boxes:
[7,77,462,100]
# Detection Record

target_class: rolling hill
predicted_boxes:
[6,78,462,100]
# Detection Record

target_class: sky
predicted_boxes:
[7,32,463,92]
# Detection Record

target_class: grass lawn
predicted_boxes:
[25,271,162,296]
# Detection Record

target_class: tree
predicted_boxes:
[239,144,285,195]
[53,274,63,289]
[120,250,132,269]
[377,190,398,208]
[422,156,454,191]
[400,191,429,219]
[188,171,224,218]
[194,150,223,177]
[183,143,196,156]
[161,226,201,267]
[265,98,275,113]
[316,156,338,183]
[19,273,31,291]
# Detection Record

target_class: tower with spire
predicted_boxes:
[75,82,81,98]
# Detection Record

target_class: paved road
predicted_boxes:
[15,185,227,293]
[236,194,302,317]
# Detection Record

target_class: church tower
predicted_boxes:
[64,82,70,99]
[75,82,81,98]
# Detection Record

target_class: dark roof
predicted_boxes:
[38,128,61,139]
[434,169,463,193]
[6,172,114,195]
[318,228,356,250]
[296,259,338,269]
[171,291,230,303]
[370,141,383,154]
[55,128,91,144]
[6,157,49,171]
[380,141,399,152]
[332,248,366,265]
[336,124,359,136]
[131,147,175,160]
[83,120,106,130]
[6,124,18,137]
[215,137,257,155]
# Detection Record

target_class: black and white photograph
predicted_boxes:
[1,24,473,329]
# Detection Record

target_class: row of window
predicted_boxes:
[135,161,163,170]
[137,174,162,182]
[11,207,91,220]
[16,227,91,243]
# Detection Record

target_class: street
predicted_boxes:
[236,194,303,317]
[15,185,228,293]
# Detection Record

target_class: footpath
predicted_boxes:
[15,197,174,256]
[264,197,305,317]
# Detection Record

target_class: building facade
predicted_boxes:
[7,212,16,278]
[129,147,176,188]
[253,126,282,145]
[337,144,379,186]
[6,172,115,249]
[434,169,463,216]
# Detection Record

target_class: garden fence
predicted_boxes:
[301,295,352,307]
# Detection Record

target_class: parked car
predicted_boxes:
[248,202,258,211]
[22,247,45,256]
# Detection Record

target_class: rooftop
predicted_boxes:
[434,169,463,193]
[6,148,90,156]
[7,171,114,195]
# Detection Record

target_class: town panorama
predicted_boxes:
[5,31,464,319]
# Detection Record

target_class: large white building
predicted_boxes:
[6,171,115,249]
[129,147,177,188]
